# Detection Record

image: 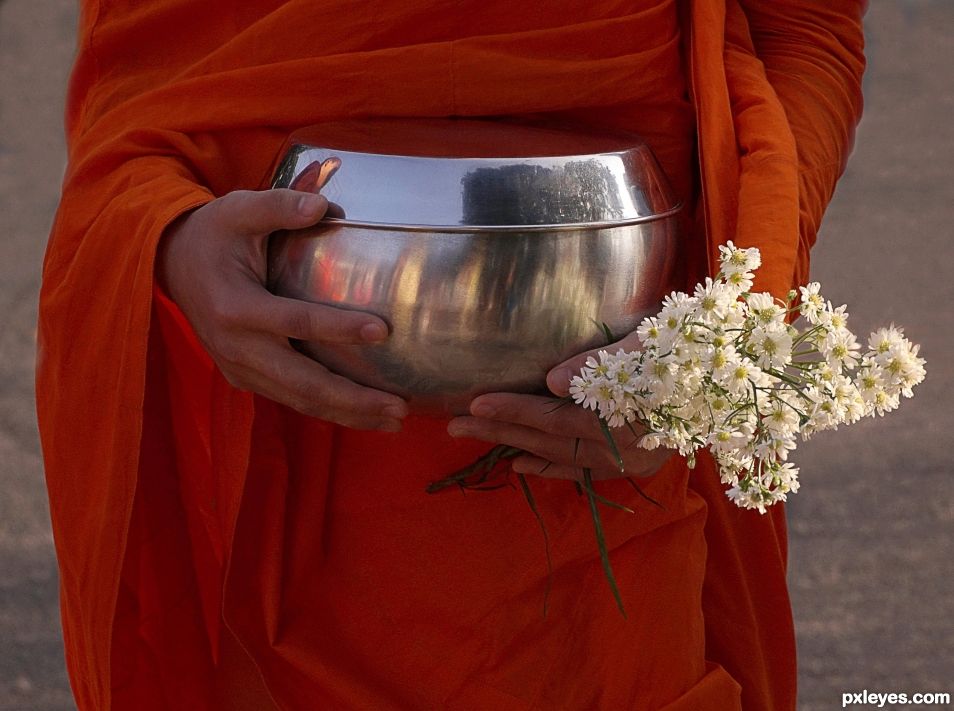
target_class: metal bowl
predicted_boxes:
[266,119,681,415]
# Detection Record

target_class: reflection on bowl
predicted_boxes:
[267,119,681,415]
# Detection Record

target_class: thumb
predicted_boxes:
[545,329,643,397]
[216,188,328,236]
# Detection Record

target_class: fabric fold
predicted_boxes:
[38,1,864,708]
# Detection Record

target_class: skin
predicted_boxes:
[158,187,671,480]
[448,330,674,481]
[156,188,410,432]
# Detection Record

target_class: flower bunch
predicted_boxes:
[568,242,926,513]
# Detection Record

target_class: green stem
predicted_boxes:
[516,473,552,618]
[583,469,627,617]
[425,444,521,493]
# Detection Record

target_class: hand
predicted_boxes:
[157,188,409,431]
[447,332,672,480]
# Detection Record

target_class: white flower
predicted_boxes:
[822,329,862,370]
[579,351,610,379]
[807,398,844,433]
[746,292,787,328]
[725,459,799,514]
[854,363,885,405]
[639,432,665,450]
[715,357,765,397]
[875,340,926,397]
[724,269,755,296]
[817,303,850,335]
[717,242,760,296]
[568,374,605,412]
[660,291,697,319]
[868,325,906,355]
[725,480,778,514]
[604,349,640,390]
[718,241,762,275]
[704,391,735,419]
[871,389,901,416]
[634,356,679,407]
[637,316,663,349]
[566,241,924,516]
[776,462,801,494]
[706,343,741,379]
[762,402,800,438]
[754,435,797,461]
[747,326,794,371]
[798,282,826,324]
[569,350,631,414]
[693,278,735,324]
[722,300,748,328]
[707,422,755,456]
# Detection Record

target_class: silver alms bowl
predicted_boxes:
[267,119,681,415]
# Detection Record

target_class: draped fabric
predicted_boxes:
[37,1,865,708]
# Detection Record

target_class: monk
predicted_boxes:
[37,1,866,709]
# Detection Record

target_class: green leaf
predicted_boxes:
[597,417,625,472]
[425,445,522,493]
[583,469,627,617]
[467,482,515,492]
[625,477,665,509]
[517,473,553,617]
[583,489,635,515]
[545,397,574,414]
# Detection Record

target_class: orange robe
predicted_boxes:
[37,1,865,709]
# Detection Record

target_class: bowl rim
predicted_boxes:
[269,118,683,232]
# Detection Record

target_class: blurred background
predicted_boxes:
[1,2,951,709]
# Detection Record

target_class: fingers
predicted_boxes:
[448,391,666,476]
[545,329,643,396]
[214,189,328,236]
[231,285,390,344]
[447,414,635,472]
[467,393,607,440]
[159,188,407,431]
[223,339,408,430]
[467,392,648,443]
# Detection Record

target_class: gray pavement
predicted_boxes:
[1,2,952,709]
[788,2,954,707]
[1,1,78,710]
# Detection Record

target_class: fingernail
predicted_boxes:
[447,421,467,437]
[298,193,324,216]
[472,403,495,418]
[547,368,571,393]
[382,404,407,419]
[360,322,388,342]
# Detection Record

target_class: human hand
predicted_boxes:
[157,188,409,431]
[447,332,672,480]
